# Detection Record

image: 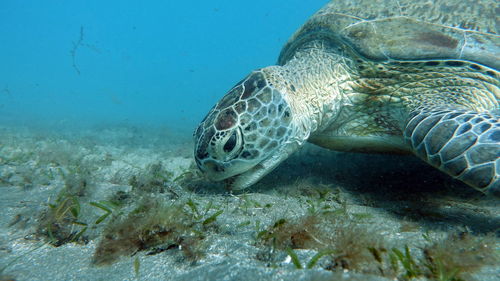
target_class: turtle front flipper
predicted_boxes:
[404,107,499,196]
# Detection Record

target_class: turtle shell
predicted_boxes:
[278,0,499,70]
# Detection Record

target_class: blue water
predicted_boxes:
[0,0,325,132]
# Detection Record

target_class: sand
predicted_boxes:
[0,124,498,281]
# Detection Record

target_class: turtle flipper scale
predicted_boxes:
[404,107,500,196]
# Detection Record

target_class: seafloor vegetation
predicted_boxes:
[0,125,498,281]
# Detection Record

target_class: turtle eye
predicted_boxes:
[223,131,237,153]
[219,128,243,160]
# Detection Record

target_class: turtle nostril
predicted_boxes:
[196,143,209,159]
[197,151,209,159]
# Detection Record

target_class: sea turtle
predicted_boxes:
[193,0,499,196]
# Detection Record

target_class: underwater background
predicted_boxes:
[0,0,325,131]
[0,1,499,281]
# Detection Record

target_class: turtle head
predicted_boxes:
[194,70,300,190]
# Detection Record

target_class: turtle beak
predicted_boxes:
[224,142,298,190]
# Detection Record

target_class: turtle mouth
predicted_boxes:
[223,162,267,190]
[199,157,257,182]
[197,135,301,190]
[220,145,295,190]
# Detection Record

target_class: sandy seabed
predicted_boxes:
[0,124,498,281]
